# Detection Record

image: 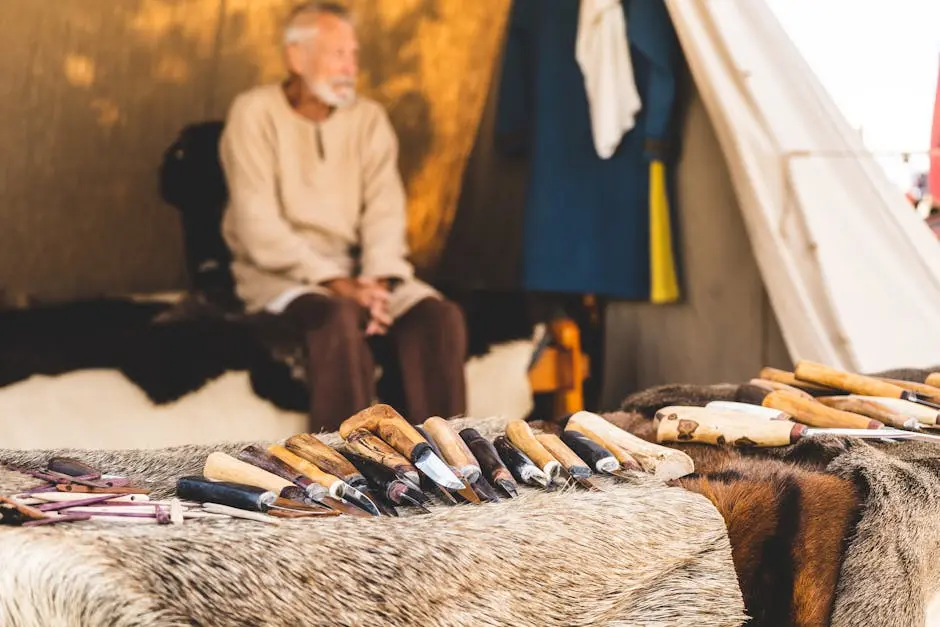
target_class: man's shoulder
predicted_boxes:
[227,84,282,117]
[349,96,392,123]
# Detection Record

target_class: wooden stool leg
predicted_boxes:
[550,318,584,416]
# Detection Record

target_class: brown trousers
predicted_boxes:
[280,294,468,432]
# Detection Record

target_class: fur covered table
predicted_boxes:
[0,416,746,627]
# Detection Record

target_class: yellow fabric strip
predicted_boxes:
[649,159,680,303]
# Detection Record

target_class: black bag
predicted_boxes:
[159,121,238,309]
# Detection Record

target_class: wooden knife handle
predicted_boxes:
[267,445,339,493]
[761,391,882,429]
[759,367,838,394]
[746,379,816,402]
[459,428,516,486]
[285,434,361,482]
[655,407,805,447]
[877,377,940,402]
[506,420,557,471]
[564,424,642,471]
[793,361,906,399]
[203,452,294,494]
[816,396,913,430]
[344,429,419,480]
[535,433,591,475]
[236,445,312,490]
[377,417,428,461]
[423,417,481,480]
[338,404,404,439]
[926,373,940,389]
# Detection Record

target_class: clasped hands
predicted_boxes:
[323,277,393,336]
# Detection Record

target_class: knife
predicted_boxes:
[793,361,940,410]
[505,420,562,486]
[343,428,421,488]
[560,430,633,479]
[422,417,482,483]
[267,445,382,516]
[285,433,372,492]
[203,452,314,503]
[236,445,328,503]
[340,451,431,513]
[493,435,550,488]
[459,428,519,498]
[535,433,603,491]
[655,407,803,447]
[415,425,480,504]
[339,405,464,491]
[284,433,391,513]
[563,423,643,472]
[176,476,337,517]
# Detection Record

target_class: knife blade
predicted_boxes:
[339,405,464,491]
[415,425,480,504]
[267,445,382,516]
[536,433,603,492]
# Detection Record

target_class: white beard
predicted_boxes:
[308,79,356,108]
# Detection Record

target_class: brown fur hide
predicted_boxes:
[612,371,940,627]
[0,416,746,627]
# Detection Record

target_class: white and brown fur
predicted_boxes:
[613,370,940,627]
[0,416,746,627]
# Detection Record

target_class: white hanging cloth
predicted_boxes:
[575,0,643,159]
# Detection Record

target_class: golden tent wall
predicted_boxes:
[0,0,508,302]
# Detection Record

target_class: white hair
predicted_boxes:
[282,2,352,47]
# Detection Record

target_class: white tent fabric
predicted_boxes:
[665,0,940,372]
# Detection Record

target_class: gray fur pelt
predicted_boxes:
[617,380,940,626]
[0,415,746,627]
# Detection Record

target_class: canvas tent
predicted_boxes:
[662,0,940,374]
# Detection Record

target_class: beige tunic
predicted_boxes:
[218,83,438,318]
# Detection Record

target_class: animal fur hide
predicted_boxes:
[0,416,746,627]
[615,370,940,627]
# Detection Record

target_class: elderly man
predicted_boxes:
[219,2,467,431]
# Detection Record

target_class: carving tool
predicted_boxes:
[343,428,421,488]
[459,428,519,498]
[565,411,695,480]
[828,395,938,427]
[493,435,549,488]
[236,445,328,502]
[793,361,940,410]
[564,422,642,472]
[267,445,381,516]
[415,425,480,504]
[422,417,482,483]
[656,406,806,447]
[285,433,371,492]
[759,391,882,430]
[340,451,431,513]
[176,476,337,517]
[202,452,310,503]
[536,433,603,491]
[506,420,562,486]
[655,406,940,447]
[287,433,393,514]
[560,430,632,479]
[339,405,464,491]
[815,396,921,430]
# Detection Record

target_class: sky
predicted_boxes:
[765,0,940,177]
